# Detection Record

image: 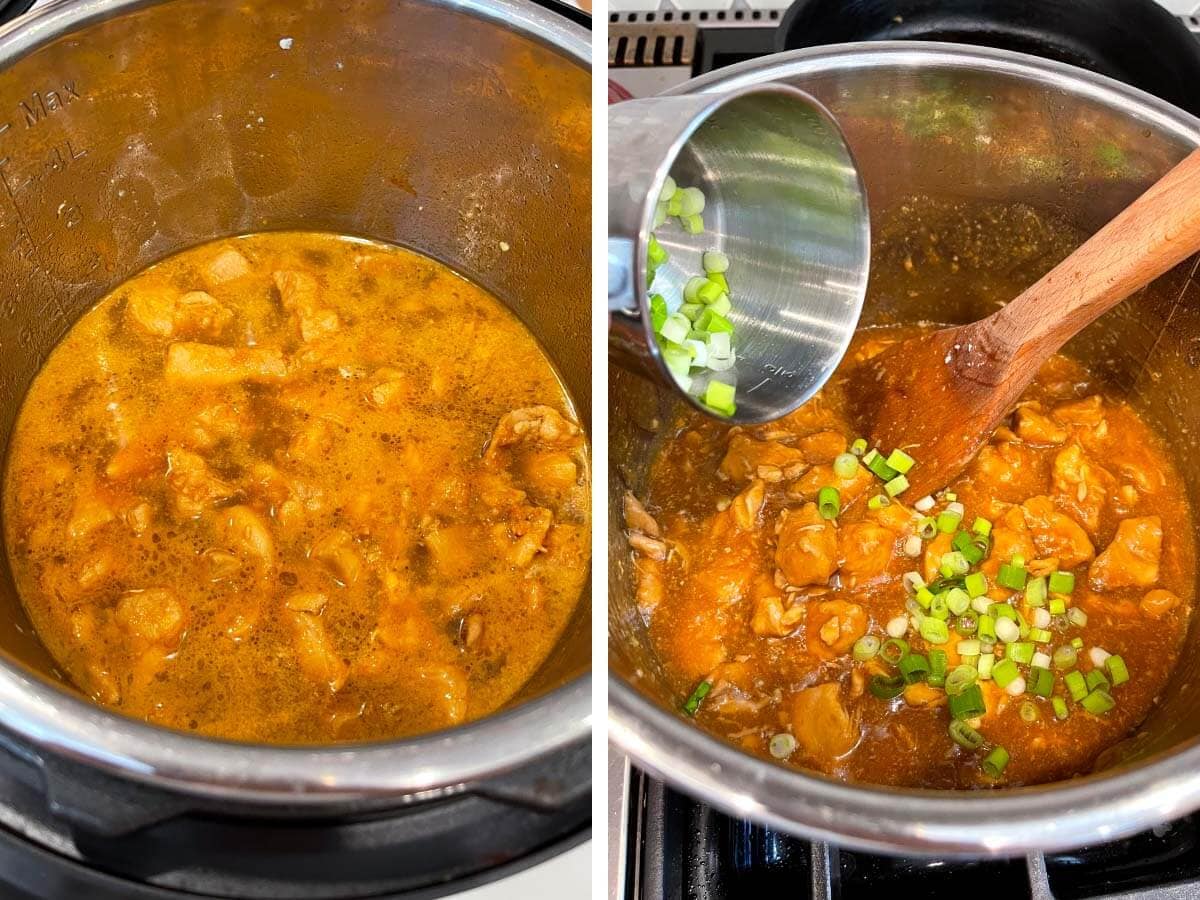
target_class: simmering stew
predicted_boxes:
[3,232,589,744]
[626,327,1194,787]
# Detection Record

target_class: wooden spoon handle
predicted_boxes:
[990,147,1200,368]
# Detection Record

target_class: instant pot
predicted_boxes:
[0,0,591,895]
[610,42,1200,856]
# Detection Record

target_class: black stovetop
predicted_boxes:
[622,768,1200,899]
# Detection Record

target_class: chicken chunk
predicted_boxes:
[285,592,328,613]
[1015,404,1068,445]
[1054,395,1105,426]
[506,506,553,567]
[218,505,276,566]
[807,600,867,659]
[165,342,288,386]
[635,556,665,615]
[790,683,858,768]
[310,529,361,586]
[1141,588,1181,619]
[1090,516,1162,590]
[970,442,1043,502]
[775,503,838,587]
[115,588,186,647]
[790,463,873,507]
[1018,496,1094,568]
[67,491,114,540]
[797,431,848,465]
[417,665,468,724]
[727,479,766,532]
[287,611,347,691]
[184,402,248,451]
[923,531,955,584]
[518,451,578,501]
[485,406,582,462]
[750,575,804,637]
[623,492,661,538]
[365,368,408,409]
[273,270,339,342]
[839,522,895,584]
[166,447,236,517]
[1052,444,1114,533]
[126,289,232,339]
[205,247,251,285]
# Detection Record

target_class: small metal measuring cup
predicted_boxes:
[608,83,870,424]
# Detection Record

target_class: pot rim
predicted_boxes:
[0,0,591,802]
[612,40,1200,856]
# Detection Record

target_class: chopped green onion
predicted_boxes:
[769,732,796,759]
[702,250,729,274]
[833,453,858,480]
[978,614,996,642]
[992,658,1020,689]
[683,680,711,716]
[659,175,677,202]
[1012,554,1026,567]
[862,448,880,465]
[1071,637,1084,649]
[660,313,690,346]
[869,673,906,699]
[945,665,978,696]
[917,517,938,540]
[880,638,909,666]
[885,474,910,496]
[1064,670,1088,701]
[929,649,948,685]
[850,438,868,456]
[1052,697,1070,720]
[972,517,992,537]
[852,635,881,661]
[817,486,840,520]
[647,233,669,266]
[944,492,957,502]
[939,551,970,578]
[1049,597,1067,615]
[1006,641,1035,665]
[1067,607,1088,628]
[937,509,962,533]
[951,531,986,565]
[1048,571,1076,594]
[978,654,995,680]
[982,746,1010,778]
[867,493,891,510]
[683,276,708,303]
[949,719,984,750]
[902,572,926,594]
[1085,669,1110,692]
[885,449,915,474]
[681,213,704,234]
[964,572,988,598]
[865,454,898,481]
[679,303,704,323]
[666,193,682,216]
[954,613,978,636]
[1029,628,1053,644]
[956,640,981,657]
[707,272,729,293]
[1106,655,1129,686]
[948,683,986,719]
[696,280,724,304]
[703,380,736,417]
[707,293,732,317]
[649,294,669,333]
[997,563,1028,590]
[1019,700,1040,723]
[899,653,930,683]
[1025,576,1048,608]
[919,617,949,645]
[929,593,949,621]
[995,618,1020,644]
[1081,689,1116,715]
[1052,645,1078,670]
[946,588,970,616]
[678,186,706,216]
[915,586,934,609]
[1028,666,1054,697]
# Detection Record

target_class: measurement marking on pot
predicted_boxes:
[19,82,80,128]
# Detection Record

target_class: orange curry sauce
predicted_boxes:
[627,327,1194,788]
[3,232,589,744]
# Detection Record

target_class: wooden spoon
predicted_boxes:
[846,148,1200,498]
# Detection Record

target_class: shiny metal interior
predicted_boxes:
[0,0,590,798]
[608,85,869,423]
[610,43,1200,854]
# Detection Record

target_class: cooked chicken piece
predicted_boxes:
[904,683,947,707]
[1052,443,1114,533]
[105,436,165,481]
[728,478,766,531]
[165,342,288,386]
[218,505,276,566]
[923,531,955,583]
[790,463,873,506]
[67,491,114,540]
[425,524,478,578]
[750,575,805,637]
[506,506,553,567]
[184,401,248,451]
[125,289,232,339]
[1018,496,1094,568]
[870,500,915,533]
[517,451,578,501]
[839,522,895,584]
[285,592,329,613]
[203,549,241,581]
[1053,395,1105,426]
[775,503,838,587]
[719,434,806,483]
[273,270,339,342]
[115,588,186,647]
[635,557,665,614]
[790,683,859,767]
[77,550,115,590]
[124,502,152,536]
[1141,588,1182,619]
[623,492,661,537]
[287,417,333,464]
[205,247,251,285]
[979,507,1038,583]
[1090,516,1162,590]
[1117,458,1165,495]
[366,368,408,409]
[807,600,867,659]
[1015,405,1068,445]
[310,530,361,586]
[417,665,467,724]
[797,431,848,464]
[485,405,582,462]
[287,611,347,691]
[970,442,1043,500]
[166,447,236,517]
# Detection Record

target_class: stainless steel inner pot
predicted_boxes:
[0,0,590,803]
[610,42,1200,856]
